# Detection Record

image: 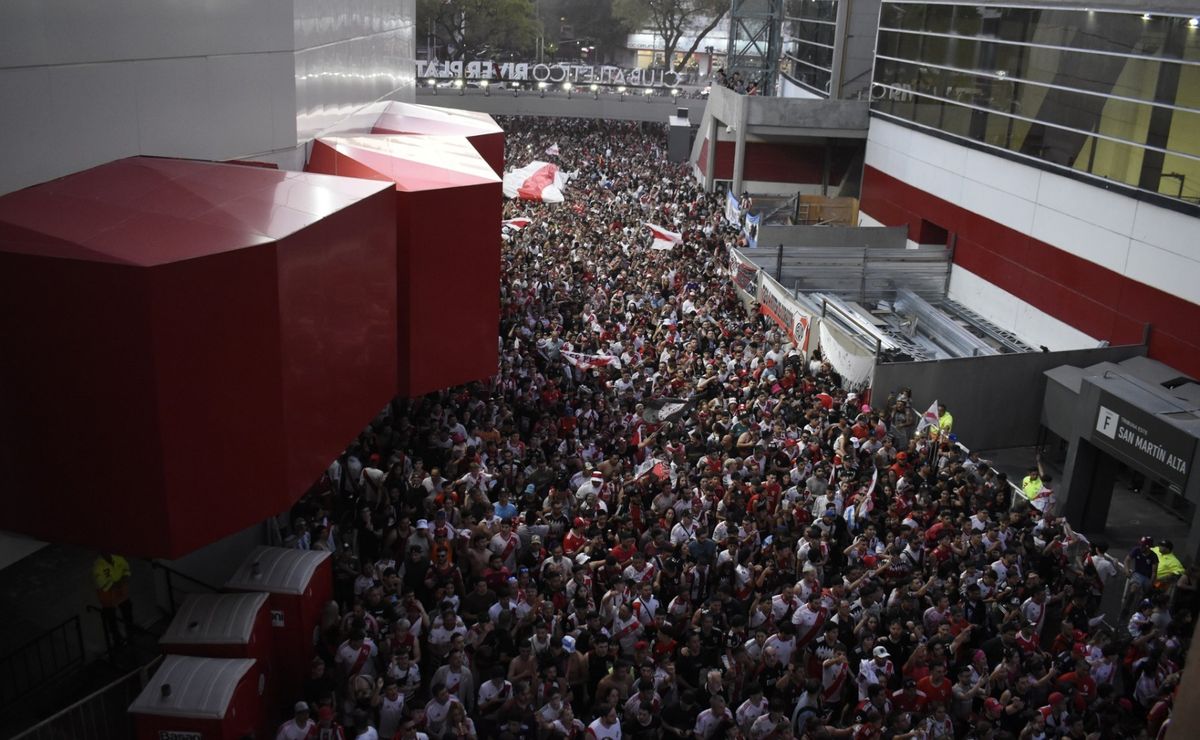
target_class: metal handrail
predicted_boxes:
[11,654,162,740]
[0,615,85,709]
[149,560,219,613]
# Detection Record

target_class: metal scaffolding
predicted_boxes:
[726,0,783,95]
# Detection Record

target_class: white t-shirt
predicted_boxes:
[586,717,623,739]
[276,719,314,740]
[378,693,405,738]
[694,708,734,739]
[423,696,461,737]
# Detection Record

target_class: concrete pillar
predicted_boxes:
[705,114,718,192]
[821,139,832,197]
[829,0,851,99]
[732,96,749,196]
[1059,438,1120,534]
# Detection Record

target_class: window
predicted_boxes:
[872,2,1200,207]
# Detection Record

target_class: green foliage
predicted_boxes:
[612,0,729,71]
[417,0,540,60]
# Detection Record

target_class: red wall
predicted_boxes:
[396,186,501,396]
[306,138,502,397]
[861,165,1200,377]
[0,172,398,559]
[697,138,856,184]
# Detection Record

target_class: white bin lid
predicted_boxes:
[224,546,330,596]
[129,655,255,719]
[160,592,269,646]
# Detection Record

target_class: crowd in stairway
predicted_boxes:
[276,117,1194,740]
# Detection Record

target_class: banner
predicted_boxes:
[743,212,760,249]
[757,275,817,356]
[545,143,560,156]
[417,59,683,88]
[818,321,875,390]
[562,350,620,370]
[729,249,758,299]
[725,191,741,225]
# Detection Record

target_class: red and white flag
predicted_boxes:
[502,217,532,231]
[503,161,570,203]
[545,143,560,156]
[562,350,620,370]
[915,400,940,436]
[634,457,668,481]
[644,223,683,251]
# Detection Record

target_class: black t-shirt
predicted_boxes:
[622,714,662,740]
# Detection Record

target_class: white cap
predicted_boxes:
[561,635,576,653]
[873,646,890,658]
[416,519,429,530]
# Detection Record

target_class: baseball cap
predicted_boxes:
[525,484,536,493]
[573,517,588,527]
[1140,536,1154,546]
[294,701,310,713]
[416,519,429,530]
[985,698,1002,714]
[561,635,577,653]
[872,646,890,658]
[634,640,649,650]
[1048,692,1065,705]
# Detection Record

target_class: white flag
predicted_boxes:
[545,143,560,156]
[915,400,940,436]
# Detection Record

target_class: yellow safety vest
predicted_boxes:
[939,412,953,433]
[93,555,130,592]
[1152,548,1184,579]
[1021,476,1042,501]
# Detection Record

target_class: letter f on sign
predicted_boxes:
[1096,407,1119,439]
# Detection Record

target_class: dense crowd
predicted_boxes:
[276,118,1193,740]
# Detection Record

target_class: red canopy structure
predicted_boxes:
[307,135,502,397]
[0,157,398,558]
[334,101,505,175]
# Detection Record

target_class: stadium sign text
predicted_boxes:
[418,60,682,88]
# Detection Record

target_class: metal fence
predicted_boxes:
[12,656,160,740]
[0,616,85,710]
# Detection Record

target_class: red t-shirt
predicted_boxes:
[891,688,928,713]
[916,676,952,707]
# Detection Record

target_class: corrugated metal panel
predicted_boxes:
[746,244,951,303]
[225,546,330,596]
[128,656,254,720]
[160,592,268,646]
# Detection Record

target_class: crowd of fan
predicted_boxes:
[275,118,1195,740]
[712,69,762,96]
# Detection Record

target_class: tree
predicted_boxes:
[417,0,540,61]
[539,0,635,65]
[613,0,729,72]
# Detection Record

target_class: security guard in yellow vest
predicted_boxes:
[93,553,134,645]
[937,404,953,435]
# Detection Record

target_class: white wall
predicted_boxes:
[864,118,1200,307]
[861,117,1200,351]
[946,266,1099,352]
[294,0,416,140]
[0,0,415,195]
